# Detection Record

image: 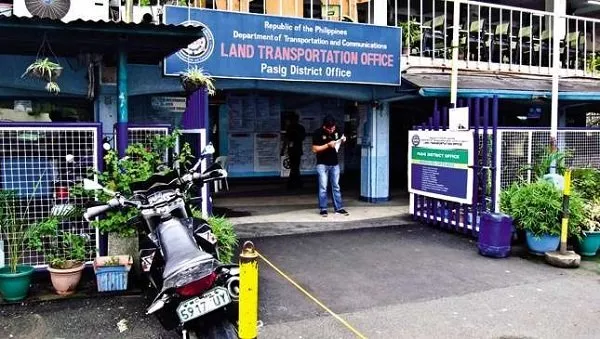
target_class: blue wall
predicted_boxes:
[0,55,90,97]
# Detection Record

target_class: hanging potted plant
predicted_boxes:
[501,180,585,255]
[21,58,63,95]
[28,219,92,296]
[23,58,63,81]
[179,66,216,95]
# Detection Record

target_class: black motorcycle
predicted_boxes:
[83,144,239,339]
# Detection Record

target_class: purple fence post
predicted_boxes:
[442,107,449,227]
[473,98,482,236]
[432,107,441,225]
[470,98,480,234]
[183,88,211,215]
[491,96,499,212]
[482,96,490,216]
[420,122,427,223]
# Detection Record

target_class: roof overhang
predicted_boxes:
[403,72,600,101]
[0,15,204,64]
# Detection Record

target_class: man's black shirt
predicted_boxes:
[312,127,342,166]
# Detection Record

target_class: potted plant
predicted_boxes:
[21,58,62,95]
[93,255,133,292]
[180,66,216,95]
[501,180,585,255]
[0,191,36,302]
[398,19,421,55]
[578,198,600,256]
[72,132,193,276]
[27,219,92,295]
[23,58,63,81]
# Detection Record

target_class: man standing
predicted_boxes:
[282,112,306,190]
[311,115,348,216]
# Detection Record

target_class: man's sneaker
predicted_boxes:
[335,209,349,216]
[319,210,328,217]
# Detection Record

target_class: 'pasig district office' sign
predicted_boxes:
[408,131,474,205]
[163,6,401,85]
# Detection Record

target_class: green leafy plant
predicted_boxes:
[21,58,62,95]
[532,146,570,180]
[191,209,238,264]
[73,131,193,237]
[582,198,600,232]
[27,218,92,269]
[398,19,422,49]
[586,55,600,74]
[180,66,216,95]
[0,170,74,273]
[501,180,585,239]
[571,168,600,201]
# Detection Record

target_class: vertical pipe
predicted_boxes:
[116,50,128,158]
[491,96,499,213]
[550,2,561,161]
[419,0,423,57]
[124,0,133,23]
[450,0,460,105]
[239,241,259,339]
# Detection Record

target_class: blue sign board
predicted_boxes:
[163,6,401,85]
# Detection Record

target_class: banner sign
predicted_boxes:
[163,6,401,85]
[408,131,474,204]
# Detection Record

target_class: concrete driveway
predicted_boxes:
[1,224,598,339]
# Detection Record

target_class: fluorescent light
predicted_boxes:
[588,0,600,6]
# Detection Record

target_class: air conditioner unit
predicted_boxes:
[13,0,110,23]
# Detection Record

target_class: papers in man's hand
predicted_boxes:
[334,135,346,153]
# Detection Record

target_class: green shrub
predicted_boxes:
[571,168,600,201]
[502,180,584,239]
[72,131,193,237]
[192,209,238,264]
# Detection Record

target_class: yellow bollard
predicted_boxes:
[239,241,258,339]
[560,169,572,254]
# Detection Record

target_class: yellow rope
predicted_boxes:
[256,251,368,339]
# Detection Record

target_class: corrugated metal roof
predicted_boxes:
[0,14,203,64]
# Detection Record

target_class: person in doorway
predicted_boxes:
[312,115,348,216]
[282,112,306,190]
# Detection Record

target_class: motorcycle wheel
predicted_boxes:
[195,320,238,339]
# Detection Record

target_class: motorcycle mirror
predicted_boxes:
[83,179,104,191]
[201,143,215,156]
[83,179,116,196]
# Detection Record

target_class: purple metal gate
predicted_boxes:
[410,96,499,236]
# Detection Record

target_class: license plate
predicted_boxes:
[176,287,231,322]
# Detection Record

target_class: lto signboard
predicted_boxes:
[408,131,474,204]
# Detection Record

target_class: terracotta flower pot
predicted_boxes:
[47,262,85,295]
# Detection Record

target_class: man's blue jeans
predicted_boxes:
[316,164,343,211]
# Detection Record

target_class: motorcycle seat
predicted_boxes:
[157,218,215,283]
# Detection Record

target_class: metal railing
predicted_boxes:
[166,0,374,23]
[392,0,600,78]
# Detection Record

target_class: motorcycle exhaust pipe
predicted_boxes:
[226,276,240,301]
